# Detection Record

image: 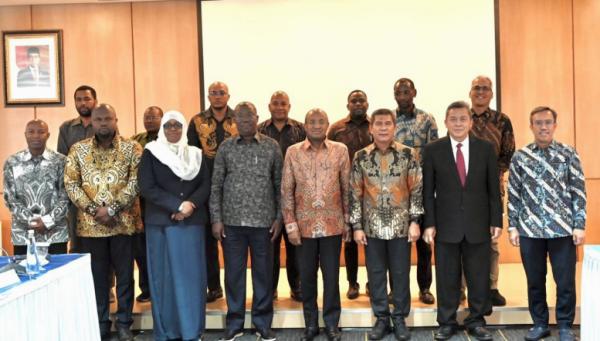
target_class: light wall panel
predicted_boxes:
[132,0,200,130]
[31,3,136,144]
[574,0,600,178]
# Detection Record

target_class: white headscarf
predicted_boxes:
[145,110,203,180]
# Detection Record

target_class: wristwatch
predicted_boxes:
[107,207,116,217]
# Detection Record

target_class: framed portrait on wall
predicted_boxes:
[2,30,64,105]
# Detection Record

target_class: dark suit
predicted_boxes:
[17,66,50,87]
[423,135,501,328]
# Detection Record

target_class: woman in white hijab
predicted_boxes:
[138,110,210,341]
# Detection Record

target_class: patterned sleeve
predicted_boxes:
[272,141,284,222]
[407,148,424,220]
[507,152,523,228]
[349,152,364,231]
[568,149,587,230]
[339,145,351,227]
[112,141,142,213]
[498,116,516,174]
[64,145,97,215]
[3,159,32,225]
[209,142,227,224]
[280,148,297,225]
[44,157,70,228]
[427,114,439,142]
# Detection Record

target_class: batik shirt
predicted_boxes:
[64,135,142,237]
[210,134,283,227]
[281,139,350,238]
[327,115,372,161]
[471,108,515,175]
[394,107,438,164]
[187,107,238,159]
[258,118,306,158]
[350,142,423,240]
[131,131,158,148]
[3,149,69,245]
[508,141,586,238]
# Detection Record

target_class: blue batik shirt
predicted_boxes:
[394,107,438,164]
[508,140,586,238]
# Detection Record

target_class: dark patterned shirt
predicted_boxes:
[508,141,586,238]
[187,106,238,159]
[394,107,438,164]
[258,118,306,158]
[350,142,423,239]
[327,115,372,161]
[209,134,283,227]
[57,116,94,155]
[3,149,69,245]
[131,131,158,148]
[470,108,515,175]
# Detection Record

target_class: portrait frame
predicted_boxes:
[2,30,64,106]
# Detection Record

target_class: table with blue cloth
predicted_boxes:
[0,253,100,341]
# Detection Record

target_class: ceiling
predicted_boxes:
[0,0,163,6]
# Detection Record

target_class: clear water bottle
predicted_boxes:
[26,229,40,277]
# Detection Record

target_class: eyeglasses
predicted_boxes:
[163,122,183,130]
[209,90,228,97]
[471,86,491,92]
[532,119,555,127]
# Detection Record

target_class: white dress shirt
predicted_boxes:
[450,135,469,174]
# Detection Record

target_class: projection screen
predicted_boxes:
[200,0,497,133]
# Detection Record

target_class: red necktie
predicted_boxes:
[456,143,466,187]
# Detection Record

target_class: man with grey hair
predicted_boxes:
[210,102,282,341]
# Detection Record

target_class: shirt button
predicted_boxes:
[180,193,184,197]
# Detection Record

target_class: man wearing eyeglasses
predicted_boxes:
[468,75,515,308]
[188,81,238,303]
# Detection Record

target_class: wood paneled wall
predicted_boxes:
[0,0,598,262]
[0,0,200,253]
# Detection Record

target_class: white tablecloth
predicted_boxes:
[581,245,600,340]
[0,254,100,341]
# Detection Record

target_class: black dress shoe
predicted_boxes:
[368,318,391,340]
[290,289,303,302]
[300,326,319,341]
[207,287,224,303]
[255,328,277,341]
[393,321,410,341]
[559,328,576,341]
[467,326,493,341]
[434,326,456,340]
[116,326,134,341]
[419,289,435,304]
[525,326,550,340]
[347,282,360,299]
[136,292,151,303]
[490,289,506,306]
[325,326,341,341]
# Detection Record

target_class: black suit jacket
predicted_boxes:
[423,135,502,243]
[138,149,211,226]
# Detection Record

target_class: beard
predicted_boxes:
[350,109,366,120]
[78,107,92,117]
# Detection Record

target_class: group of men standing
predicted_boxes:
[2,74,586,341]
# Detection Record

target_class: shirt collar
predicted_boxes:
[234,133,262,144]
[471,107,491,119]
[396,105,417,118]
[22,148,52,161]
[367,141,403,155]
[69,116,86,127]
[93,133,120,148]
[531,140,558,151]
[450,135,469,149]
[202,106,235,120]
[301,138,331,151]
[343,114,369,125]
[263,118,292,128]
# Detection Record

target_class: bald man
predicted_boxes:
[188,81,238,302]
[4,120,69,255]
[258,90,306,302]
[64,104,142,340]
[282,109,350,341]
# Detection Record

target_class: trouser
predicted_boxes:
[520,236,576,329]
[344,240,358,284]
[298,235,342,328]
[416,235,432,291]
[435,238,490,328]
[222,226,273,332]
[272,227,300,292]
[206,223,222,291]
[13,242,68,255]
[365,237,411,323]
[133,231,150,295]
[461,239,499,292]
[80,235,134,335]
